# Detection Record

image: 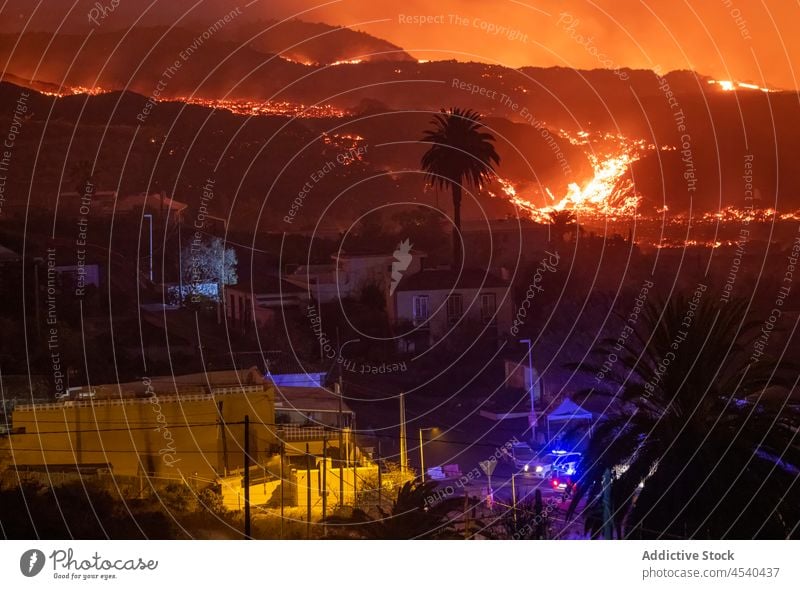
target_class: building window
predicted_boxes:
[480,293,497,324]
[412,295,429,325]
[446,294,463,326]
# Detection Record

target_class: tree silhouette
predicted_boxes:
[568,294,800,538]
[421,108,499,267]
[547,209,576,243]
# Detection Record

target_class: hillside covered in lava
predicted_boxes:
[0,21,799,231]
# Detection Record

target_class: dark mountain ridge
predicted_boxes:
[1,22,799,219]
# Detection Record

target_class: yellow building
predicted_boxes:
[8,369,276,484]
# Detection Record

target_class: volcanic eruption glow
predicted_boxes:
[707,79,773,93]
[491,125,800,243]
[174,96,349,118]
[39,85,349,118]
[492,128,647,222]
[39,85,107,97]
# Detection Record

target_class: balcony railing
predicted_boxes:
[277,424,342,442]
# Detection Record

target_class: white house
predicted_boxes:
[392,268,513,350]
[226,275,310,332]
[285,247,426,304]
[101,191,188,224]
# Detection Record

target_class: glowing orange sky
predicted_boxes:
[290,0,800,90]
[2,0,799,90]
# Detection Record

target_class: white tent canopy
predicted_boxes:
[545,398,595,441]
[546,398,594,423]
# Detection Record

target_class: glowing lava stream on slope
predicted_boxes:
[491,127,800,230]
[172,96,349,118]
[707,79,773,93]
[39,85,107,97]
[37,85,349,118]
[492,129,660,222]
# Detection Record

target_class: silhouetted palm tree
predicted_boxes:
[421,108,499,267]
[568,294,800,538]
[547,209,576,243]
[69,160,95,196]
[325,480,468,539]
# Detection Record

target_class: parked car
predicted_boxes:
[552,451,581,476]
[511,442,537,471]
[531,450,582,478]
[550,471,577,497]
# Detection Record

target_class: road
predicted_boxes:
[421,459,587,539]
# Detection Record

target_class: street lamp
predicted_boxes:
[520,338,536,444]
[336,335,360,472]
[418,427,439,482]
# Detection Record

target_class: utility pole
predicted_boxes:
[336,334,360,505]
[75,403,83,465]
[322,438,328,529]
[419,428,425,483]
[376,441,382,508]
[399,392,408,476]
[306,443,312,539]
[316,280,323,359]
[243,415,251,539]
[279,442,285,539]
[177,220,183,302]
[352,414,357,508]
[217,401,228,475]
[511,473,518,525]
[335,382,344,505]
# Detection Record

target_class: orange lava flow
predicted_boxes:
[39,85,348,118]
[491,129,648,222]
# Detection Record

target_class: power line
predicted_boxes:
[4,419,523,453]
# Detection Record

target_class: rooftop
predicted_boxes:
[333,248,426,259]
[113,192,188,215]
[395,268,509,292]
[231,274,306,295]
